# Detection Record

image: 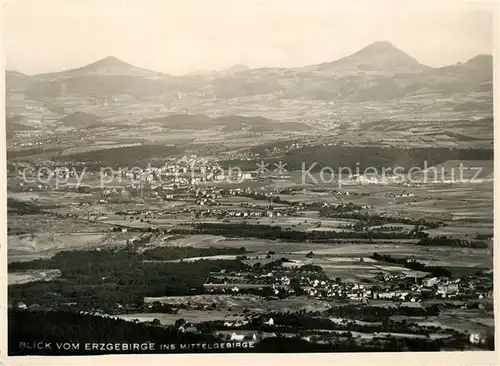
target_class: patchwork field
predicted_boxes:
[8,269,61,285]
[391,309,495,338]
[115,310,245,325]
[144,294,333,313]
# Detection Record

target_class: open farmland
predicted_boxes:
[291,243,492,267]
[8,269,62,285]
[144,294,333,313]
[115,310,245,325]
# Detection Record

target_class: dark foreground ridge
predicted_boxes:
[10,310,494,355]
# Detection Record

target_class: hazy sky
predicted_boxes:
[3,0,495,75]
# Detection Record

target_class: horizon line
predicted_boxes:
[5,41,493,77]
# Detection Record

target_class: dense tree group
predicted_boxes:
[173,223,421,241]
[418,236,488,248]
[371,253,452,277]
[9,249,248,311]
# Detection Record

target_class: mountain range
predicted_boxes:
[6,41,493,105]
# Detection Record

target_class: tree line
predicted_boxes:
[172,223,423,241]
[371,253,452,277]
[417,236,488,248]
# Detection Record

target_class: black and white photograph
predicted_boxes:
[1,0,497,360]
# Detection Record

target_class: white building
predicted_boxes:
[423,277,439,287]
[264,318,274,326]
[230,333,245,341]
